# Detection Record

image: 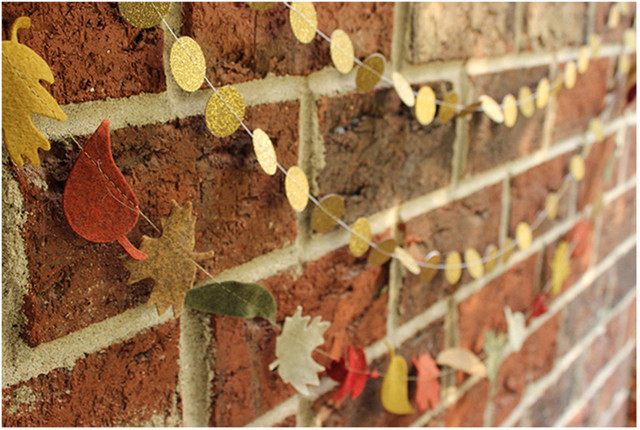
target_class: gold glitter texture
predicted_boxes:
[355,54,385,92]
[464,248,484,279]
[438,92,458,123]
[311,194,345,233]
[392,71,415,107]
[484,245,499,273]
[119,2,170,28]
[515,222,532,251]
[546,193,559,220]
[420,251,441,283]
[289,2,317,44]
[350,217,371,257]
[577,46,590,74]
[170,37,206,92]
[415,86,436,125]
[285,166,309,211]
[330,29,354,74]
[479,94,504,123]
[502,94,517,128]
[205,86,245,137]
[444,251,462,285]
[564,61,577,89]
[536,78,550,109]
[252,128,278,175]
[395,246,420,275]
[518,86,535,118]
[368,238,397,266]
[570,155,585,181]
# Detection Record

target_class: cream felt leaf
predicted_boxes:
[436,348,487,377]
[2,17,66,166]
[483,330,507,383]
[124,200,214,318]
[269,306,330,396]
[504,307,527,352]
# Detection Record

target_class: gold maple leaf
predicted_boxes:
[2,17,66,166]
[124,200,214,317]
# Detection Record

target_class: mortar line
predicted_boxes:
[597,388,633,427]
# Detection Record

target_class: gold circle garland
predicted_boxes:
[330,29,355,74]
[119,2,170,28]
[205,86,245,137]
[355,54,385,91]
[170,37,206,92]
[289,2,317,44]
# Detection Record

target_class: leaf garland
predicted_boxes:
[413,353,440,412]
[332,345,379,402]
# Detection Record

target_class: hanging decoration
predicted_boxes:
[550,241,571,296]
[169,36,206,92]
[380,343,414,414]
[2,16,67,166]
[205,86,245,137]
[329,29,354,74]
[355,54,385,92]
[569,219,594,258]
[482,330,507,383]
[504,307,527,352]
[436,347,487,377]
[288,1,318,44]
[412,353,440,412]
[118,2,170,28]
[63,119,147,260]
[269,306,330,395]
[332,345,379,402]
[529,292,549,319]
[311,195,346,233]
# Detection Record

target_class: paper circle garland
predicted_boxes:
[395,246,421,275]
[205,86,245,137]
[577,46,590,74]
[330,29,354,74]
[464,248,484,279]
[119,2,170,28]
[415,86,436,125]
[248,2,276,11]
[502,94,517,128]
[252,128,278,175]
[285,166,310,211]
[170,37,206,92]
[570,155,585,181]
[420,251,441,283]
[392,72,416,108]
[518,86,535,118]
[515,222,532,251]
[564,61,577,89]
[368,238,398,266]
[536,78,550,109]
[589,34,602,58]
[479,95,504,123]
[311,195,345,233]
[350,217,372,257]
[289,2,317,44]
[484,244,499,273]
[444,251,462,285]
[438,92,458,123]
[545,193,559,220]
[502,237,516,263]
[356,54,385,92]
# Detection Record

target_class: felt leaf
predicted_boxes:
[64,119,146,261]
[504,307,527,352]
[530,292,548,319]
[381,344,414,414]
[124,200,214,317]
[333,345,378,401]
[184,280,277,325]
[550,241,571,296]
[326,357,348,384]
[2,17,66,166]
[436,348,487,377]
[412,353,440,412]
[482,330,506,383]
[570,219,593,258]
[269,306,330,396]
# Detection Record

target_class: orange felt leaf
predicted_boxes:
[569,220,593,258]
[63,119,146,260]
[332,345,378,401]
[413,353,440,412]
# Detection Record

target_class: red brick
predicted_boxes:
[274,415,296,427]
[522,3,587,52]
[2,321,180,426]
[458,253,539,354]
[510,153,573,238]
[18,101,299,346]
[465,66,549,176]
[317,84,455,224]
[494,314,560,425]
[598,189,636,261]
[1,2,165,104]
[311,320,445,427]
[444,379,490,427]
[625,126,636,180]
[553,58,611,142]
[595,2,637,44]
[582,320,622,390]
[612,246,636,308]
[624,297,636,342]
[578,135,618,211]
[400,184,503,324]
[595,355,633,425]
[566,395,598,426]
[411,3,516,63]
[181,3,393,86]
[529,366,578,426]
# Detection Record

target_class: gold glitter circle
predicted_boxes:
[484,244,499,273]
[392,71,415,107]
[311,194,345,233]
[444,251,462,285]
[330,29,354,74]
[252,128,277,175]
[589,118,604,142]
[420,251,441,283]
[546,193,559,220]
[350,217,372,257]
[479,95,504,123]
[570,155,586,181]
[205,86,245,137]
[355,54,385,92]
[577,46,590,74]
[119,2,170,28]
[248,2,276,11]
[515,222,532,251]
[170,37,206,92]
[623,29,636,51]
[502,94,518,128]
[502,237,516,263]
[589,34,601,58]
[415,86,436,125]
[438,92,459,123]
[368,238,398,266]
[618,54,631,75]
[285,166,309,212]
[464,248,484,280]
[550,74,564,97]
[395,246,420,275]
[518,86,535,118]
[289,2,317,44]
[564,61,577,89]
[608,3,620,28]
[536,78,550,109]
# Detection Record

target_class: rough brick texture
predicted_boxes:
[522,3,587,52]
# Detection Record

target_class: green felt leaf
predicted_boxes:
[184,280,277,325]
[483,330,507,383]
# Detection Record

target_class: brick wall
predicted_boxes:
[2,2,636,427]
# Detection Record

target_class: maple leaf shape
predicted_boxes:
[124,200,214,317]
[529,292,548,319]
[2,17,66,166]
[332,345,378,402]
[483,330,507,383]
[326,357,348,384]
[504,307,527,352]
[269,306,330,396]
[413,353,440,412]
[550,241,571,296]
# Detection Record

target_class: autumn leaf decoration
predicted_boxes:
[332,345,379,402]
[64,119,147,261]
[2,16,66,166]
[413,353,440,412]
[124,200,214,318]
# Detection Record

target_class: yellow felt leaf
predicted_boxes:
[2,17,66,166]
[381,345,414,414]
[124,200,214,317]
[550,241,571,296]
[436,347,487,377]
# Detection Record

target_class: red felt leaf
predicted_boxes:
[530,292,549,319]
[326,357,348,384]
[413,353,440,412]
[570,220,593,258]
[63,119,147,260]
[332,346,376,401]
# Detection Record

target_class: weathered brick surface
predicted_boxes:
[578,135,618,211]
[458,254,539,354]
[1,2,165,104]
[2,321,180,426]
[529,366,578,426]
[595,2,637,44]
[625,126,636,179]
[597,188,636,261]
[444,379,490,427]
[611,246,636,308]
[317,84,455,224]
[181,2,393,87]
[18,101,299,346]
[521,3,587,52]
[411,2,516,63]
[553,58,611,142]
[400,184,503,323]
[465,66,549,176]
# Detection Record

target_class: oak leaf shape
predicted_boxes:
[124,200,214,317]
[269,306,330,396]
[413,353,440,412]
[483,330,507,383]
[2,17,66,166]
